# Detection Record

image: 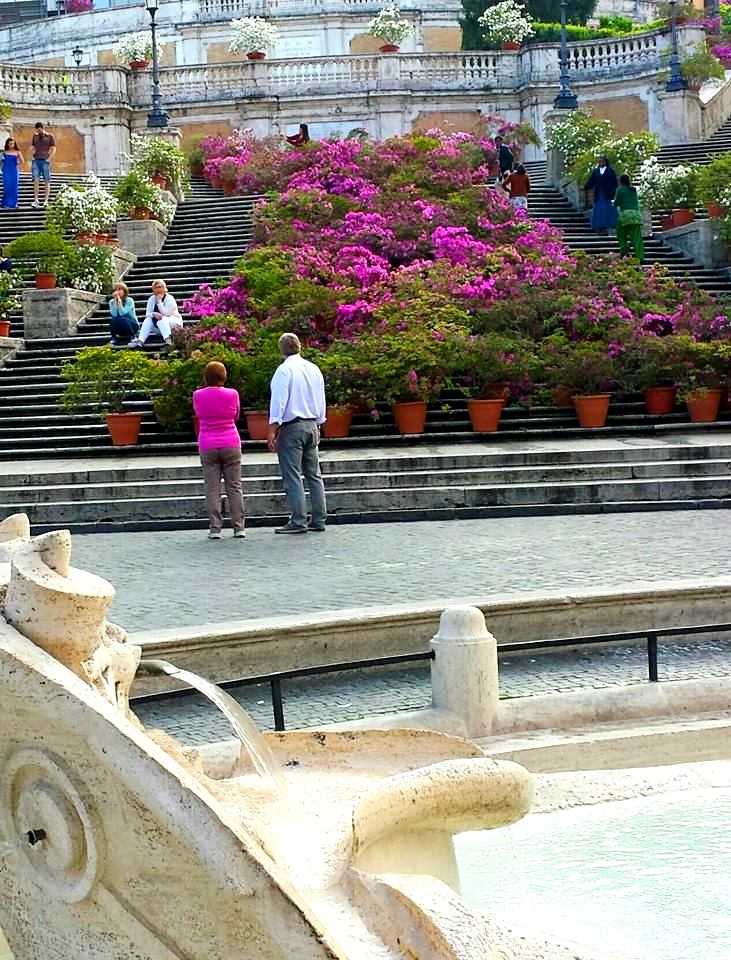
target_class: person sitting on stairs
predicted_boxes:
[129,279,182,349]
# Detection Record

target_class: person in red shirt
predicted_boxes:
[502,164,531,212]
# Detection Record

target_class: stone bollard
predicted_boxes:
[430,606,499,739]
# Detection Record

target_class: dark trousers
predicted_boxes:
[110,314,139,342]
[276,420,327,529]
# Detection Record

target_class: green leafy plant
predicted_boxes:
[113,171,175,226]
[614,334,680,392]
[0,270,21,320]
[541,337,617,395]
[454,331,532,398]
[5,230,72,277]
[680,43,726,87]
[317,343,371,412]
[544,110,614,169]
[656,1,696,21]
[571,131,660,184]
[129,134,190,196]
[0,98,10,123]
[695,155,731,206]
[60,345,160,417]
[671,334,731,400]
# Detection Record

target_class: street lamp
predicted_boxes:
[665,0,687,92]
[554,0,578,109]
[72,46,83,68]
[144,0,169,128]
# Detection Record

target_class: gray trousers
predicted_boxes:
[276,419,327,529]
[200,446,245,533]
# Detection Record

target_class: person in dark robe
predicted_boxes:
[286,124,310,146]
[494,136,514,180]
[585,156,618,235]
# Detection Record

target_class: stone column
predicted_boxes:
[430,606,499,739]
[540,108,569,187]
[653,89,703,145]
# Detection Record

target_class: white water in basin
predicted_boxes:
[455,789,731,960]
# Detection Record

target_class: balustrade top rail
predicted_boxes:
[198,0,462,19]
[0,26,689,110]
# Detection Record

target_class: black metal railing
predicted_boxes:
[131,622,731,732]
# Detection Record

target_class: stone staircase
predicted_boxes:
[3,434,730,532]
[656,113,731,165]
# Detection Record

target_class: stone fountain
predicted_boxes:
[0,515,534,960]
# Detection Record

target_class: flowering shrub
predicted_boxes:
[66,0,93,12]
[571,131,660,185]
[367,6,413,45]
[635,158,697,211]
[229,17,280,54]
[0,270,21,320]
[113,32,158,65]
[479,0,534,44]
[544,110,614,168]
[47,172,118,235]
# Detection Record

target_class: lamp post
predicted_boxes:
[144,0,169,128]
[665,0,687,92]
[554,0,578,109]
[72,46,83,68]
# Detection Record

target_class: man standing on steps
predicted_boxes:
[31,121,55,209]
[267,333,328,535]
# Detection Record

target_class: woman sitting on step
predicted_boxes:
[129,278,183,350]
[108,281,139,346]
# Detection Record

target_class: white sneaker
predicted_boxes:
[31,201,41,209]
[233,530,246,538]
[208,531,222,540]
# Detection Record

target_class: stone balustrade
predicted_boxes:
[198,0,462,19]
[0,63,128,106]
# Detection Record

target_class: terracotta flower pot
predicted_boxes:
[131,207,152,220]
[661,215,675,232]
[644,386,676,416]
[245,410,269,440]
[0,319,10,337]
[75,231,94,243]
[573,394,611,429]
[686,388,723,423]
[707,202,727,219]
[379,44,400,53]
[246,51,266,60]
[105,412,142,446]
[467,398,503,433]
[670,208,695,228]
[501,41,521,50]
[222,181,237,196]
[392,400,427,435]
[35,273,56,289]
[323,406,353,439]
[151,174,168,190]
[129,60,149,70]
[551,386,574,408]
[210,176,223,190]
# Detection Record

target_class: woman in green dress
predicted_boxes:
[613,174,644,261]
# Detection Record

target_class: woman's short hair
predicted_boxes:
[279,333,301,356]
[204,361,227,386]
[151,279,167,292]
[114,281,129,298]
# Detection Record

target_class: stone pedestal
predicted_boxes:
[116,219,168,258]
[22,288,104,339]
[0,336,23,367]
[560,176,588,212]
[661,217,729,270]
[430,606,499,738]
[653,89,703,145]
[112,246,136,280]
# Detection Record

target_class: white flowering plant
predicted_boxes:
[367,6,413,45]
[229,17,280,54]
[634,158,698,211]
[478,0,534,45]
[570,131,659,185]
[544,110,614,167]
[47,173,119,235]
[113,32,161,65]
[0,270,21,320]
[127,134,190,196]
[67,244,116,295]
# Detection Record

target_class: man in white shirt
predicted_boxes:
[268,333,328,534]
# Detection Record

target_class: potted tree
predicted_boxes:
[0,270,21,337]
[229,16,280,60]
[479,0,534,51]
[47,173,119,243]
[318,345,368,439]
[113,171,175,225]
[367,5,413,53]
[60,345,159,446]
[544,339,617,428]
[113,31,159,70]
[635,158,697,229]
[615,333,680,415]
[673,335,729,423]
[455,332,529,432]
[5,231,72,289]
[680,44,725,92]
[695,156,731,219]
[237,329,283,440]
[129,133,190,196]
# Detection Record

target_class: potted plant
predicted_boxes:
[113,171,175,225]
[113,31,159,69]
[229,16,280,60]
[695,156,731,219]
[60,345,159,446]
[367,5,413,53]
[544,339,617,428]
[0,270,21,337]
[5,230,71,289]
[719,212,731,263]
[635,158,697,228]
[673,335,729,423]
[129,133,190,196]
[680,43,725,91]
[657,1,694,27]
[615,333,680,415]
[454,332,528,432]
[237,329,283,440]
[47,172,118,242]
[318,345,367,439]
[479,0,534,51]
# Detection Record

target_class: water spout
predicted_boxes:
[0,829,46,860]
[137,660,287,797]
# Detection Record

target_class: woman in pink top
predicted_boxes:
[193,361,245,540]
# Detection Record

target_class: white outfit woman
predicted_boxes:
[134,293,183,345]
